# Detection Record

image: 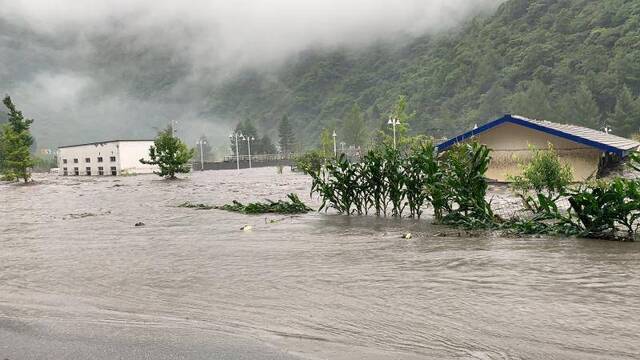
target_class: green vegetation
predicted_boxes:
[230,119,277,156]
[212,0,640,145]
[215,193,313,214]
[0,96,34,183]
[140,126,195,179]
[178,202,215,210]
[510,144,573,216]
[278,115,296,155]
[304,136,640,241]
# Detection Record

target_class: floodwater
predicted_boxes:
[1,168,639,359]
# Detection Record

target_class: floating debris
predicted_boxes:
[240,225,253,231]
[402,233,412,239]
[178,202,215,210]
[134,222,145,227]
[216,193,312,215]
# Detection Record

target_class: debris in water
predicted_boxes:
[134,222,145,227]
[240,225,253,231]
[402,233,412,239]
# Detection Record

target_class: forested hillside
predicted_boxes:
[209,0,640,147]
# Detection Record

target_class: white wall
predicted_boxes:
[57,141,158,176]
[118,141,157,174]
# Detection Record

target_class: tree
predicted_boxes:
[609,86,640,136]
[0,96,34,183]
[140,126,194,179]
[196,135,213,162]
[509,80,553,121]
[255,135,276,154]
[230,119,258,156]
[278,114,295,155]
[319,128,333,157]
[558,84,600,129]
[342,103,367,148]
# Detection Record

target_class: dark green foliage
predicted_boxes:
[436,142,495,228]
[565,179,640,240]
[294,150,326,175]
[0,96,34,182]
[212,0,640,144]
[215,193,313,214]
[342,103,367,148]
[510,144,573,217]
[140,126,194,179]
[278,115,295,155]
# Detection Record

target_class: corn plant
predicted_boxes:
[403,138,439,218]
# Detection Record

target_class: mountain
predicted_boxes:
[209,0,640,147]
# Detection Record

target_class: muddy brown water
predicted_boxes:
[1,168,639,359]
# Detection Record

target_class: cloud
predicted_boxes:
[0,0,504,148]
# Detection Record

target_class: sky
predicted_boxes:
[0,0,504,150]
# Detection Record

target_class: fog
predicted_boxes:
[0,0,503,150]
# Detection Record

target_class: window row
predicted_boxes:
[62,166,117,176]
[62,156,116,164]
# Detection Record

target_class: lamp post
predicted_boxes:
[332,130,337,157]
[229,132,243,172]
[196,139,207,171]
[245,136,255,168]
[387,117,400,149]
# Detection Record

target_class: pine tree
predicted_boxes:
[609,86,640,136]
[342,103,367,148]
[559,84,600,129]
[0,96,34,183]
[140,126,194,179]
[509,80,553,120]
[278,115,295,155]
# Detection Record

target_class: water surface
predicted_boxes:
[1,168,639,359]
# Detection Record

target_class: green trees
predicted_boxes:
[212,0,640,145]
[140,126,194,179]
[609,86,640,136]
[278,115,295,155]
[0,96,34,183]
[342,104,367,148]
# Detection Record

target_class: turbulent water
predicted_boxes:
[1,168,639,359]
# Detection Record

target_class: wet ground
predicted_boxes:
[1,168,639,359]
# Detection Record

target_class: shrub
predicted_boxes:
[509,144,573,217]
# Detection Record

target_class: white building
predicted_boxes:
[57,140,158,176]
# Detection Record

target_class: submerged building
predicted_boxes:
[57,140,158,176]
[437,115,640,182]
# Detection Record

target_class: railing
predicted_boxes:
[222,153,296,162]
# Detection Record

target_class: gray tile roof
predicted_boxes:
[513,115,640,152]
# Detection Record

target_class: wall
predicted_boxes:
[57,141,158,176]
[470,123,601,181]
[58,142,120,176]
[118,141,157,174]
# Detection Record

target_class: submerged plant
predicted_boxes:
[216,193,313,215]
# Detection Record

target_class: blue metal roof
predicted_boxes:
[436,115,640,157]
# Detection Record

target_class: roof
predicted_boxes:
[437,115,640,157]
[58,139,154,149]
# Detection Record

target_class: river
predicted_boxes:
[1,168,639,359]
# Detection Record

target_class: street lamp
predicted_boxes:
[229,132,243,172]
[340,142,345,152]
[332,130,337,157]
[388,117,400,149]
[245,136,255,169]
[196,139,207,171]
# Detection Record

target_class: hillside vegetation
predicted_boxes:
[210,0,640,147]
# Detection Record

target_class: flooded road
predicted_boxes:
[1,168,640,359]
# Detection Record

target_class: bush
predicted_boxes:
[509,144,573,217]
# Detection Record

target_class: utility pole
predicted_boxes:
[246,136,255,169]
[196,139,207,171]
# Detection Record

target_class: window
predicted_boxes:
[110,166,117,176]
[73,167,79,176]
[63,159,67,164]
[85,157,91,163]
[86,167,92,176]
[73,158,78,163]
[98,166,104,176]
[110,156,116,162]
[63,167,68,176]
[97,157,103,163]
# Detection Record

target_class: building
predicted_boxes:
[437,115,640,182]
[57,140,158,176]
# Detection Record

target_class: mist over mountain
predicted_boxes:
[0,0,501,149]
